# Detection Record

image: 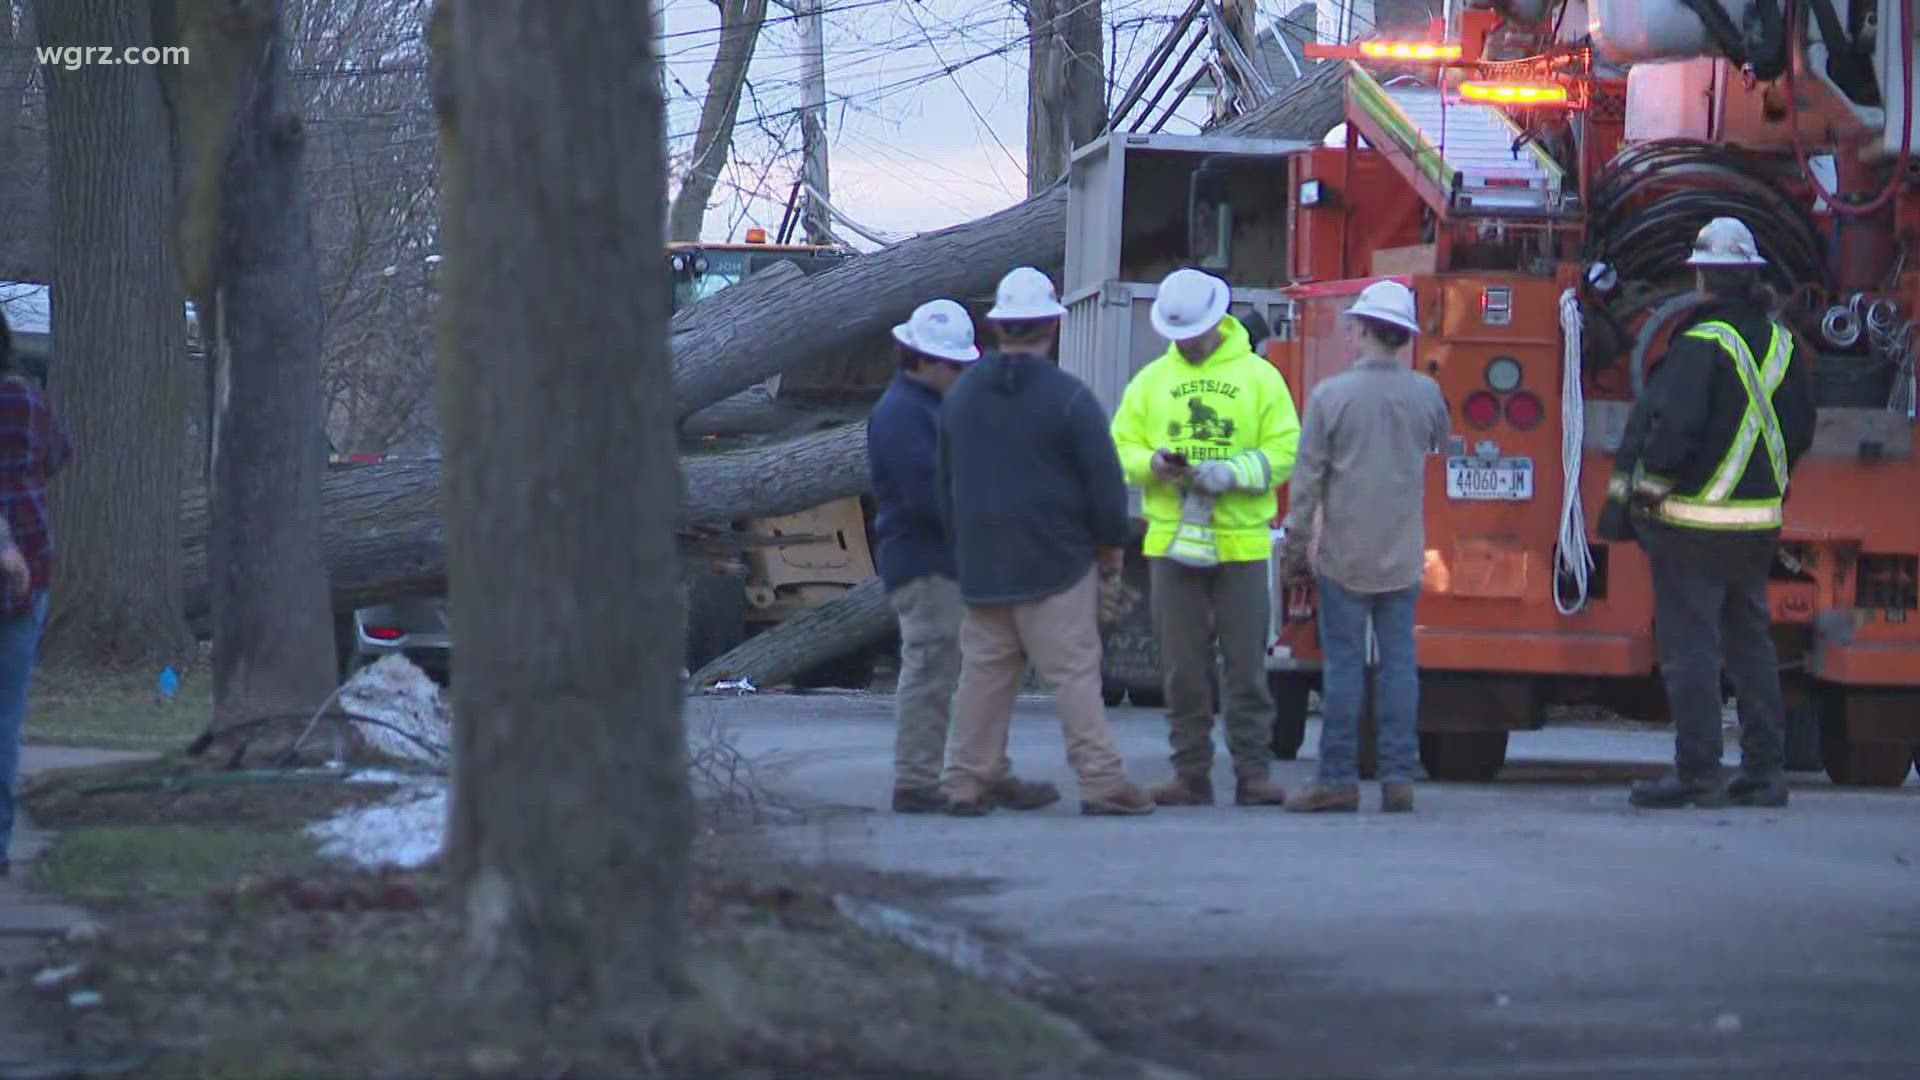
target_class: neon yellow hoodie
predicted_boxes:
[1110,315,1301,562]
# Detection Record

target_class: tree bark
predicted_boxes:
[177,422,875,624]
[690,575,890,688]
[33,0,194,666]
[665,0,769,242]
[431,0,691,1023]
[679,386,864,440]
[164,0,336,734]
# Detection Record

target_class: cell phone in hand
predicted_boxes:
[1164,451,1189,467]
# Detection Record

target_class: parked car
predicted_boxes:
[338,597,450,684]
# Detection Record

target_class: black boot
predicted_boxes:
[1629,772,1727,809]
[1726,773,1789,807]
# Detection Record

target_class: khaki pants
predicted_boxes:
[1150,557,1274,777]
[946,567,1130,801]
[888,575,1008,791]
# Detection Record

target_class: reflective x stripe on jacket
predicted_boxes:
[1642,320,1792,531]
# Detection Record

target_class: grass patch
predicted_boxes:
[31,825,317,903]
[26,663,210,751]
[35,866,1125,1080]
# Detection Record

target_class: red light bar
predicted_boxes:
[364,626,405,642]
[1458,80,1570,106]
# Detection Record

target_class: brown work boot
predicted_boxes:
[1148,773,1215,806]
[942,788,994,817]
[989,775,1062,811]
[1381,781,1415,813]
[1234,772,1287,807]
[1286,782,1360,813]
[1081,783,1157,816]
[892,784,948,814]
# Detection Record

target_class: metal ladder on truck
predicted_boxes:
[1344,62,1571,220]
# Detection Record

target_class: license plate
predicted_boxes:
[1446,456,1533,500]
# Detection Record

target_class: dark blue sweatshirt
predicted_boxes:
[867,374,959,591]
[936,351,1133,604]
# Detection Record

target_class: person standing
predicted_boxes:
[1111,267,1300,808]
[937,267,1154,817]
[867,298,1060,814]
[0,310,70,876]
[1278,281,1447,813]
[1597,217,1815,809]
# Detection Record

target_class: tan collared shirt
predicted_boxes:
[1282,358,1449,594]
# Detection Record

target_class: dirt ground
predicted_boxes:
[13,760,1161,1079]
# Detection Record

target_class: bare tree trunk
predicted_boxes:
[431,0,690,1023]
[33,0,193,665]
[1062,0,1105,169]
[164,0,335,734]
[666,0,769,242]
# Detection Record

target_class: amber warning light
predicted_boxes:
[1361,41,1461,61]
[1458,80,1570,106]
[1303,40,1464,62]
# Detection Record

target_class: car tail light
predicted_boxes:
[364,625,404,641]
[1461,390,1500,429]
[1504,391,1545,430]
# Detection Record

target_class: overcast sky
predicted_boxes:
[661,0,1289,244]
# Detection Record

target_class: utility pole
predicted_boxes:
[1025,0,1104,194]
[796,0,832,245]
[1210,0,1258,125]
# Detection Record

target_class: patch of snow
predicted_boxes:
[337,655,451,764]
[308,781,447,869]
[344,768,416,787]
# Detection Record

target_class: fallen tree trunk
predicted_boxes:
[679,386,866,440]
[180,423,872,622]
[669,191,1069,420]
[691,575,892,689]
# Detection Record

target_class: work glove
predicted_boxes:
[1097,574,1141,626]
[1279,539,1313,587]
[1193,460,1236,495]
[1166,490,1220,568]
[1595,472,1637,542]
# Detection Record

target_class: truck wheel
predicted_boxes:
[1784,706,1822,773]
[1269,673,1310,760]
[792,651,876,690]
[1820,709,1915,787]
[1418,731,1509,783]
[685,573,748,674]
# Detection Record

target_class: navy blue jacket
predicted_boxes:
[867,374,959,591]
[936,351,1132,604]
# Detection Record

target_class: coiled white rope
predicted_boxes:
[1556,287,1593,614]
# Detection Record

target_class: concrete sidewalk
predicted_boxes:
[0,746,154,1075]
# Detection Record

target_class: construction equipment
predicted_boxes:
[1066,2,1920,785]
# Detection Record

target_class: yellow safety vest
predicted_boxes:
[1637,320,1793,531]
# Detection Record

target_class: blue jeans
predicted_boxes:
[0,590,49,859]
[1315,576,1420,785]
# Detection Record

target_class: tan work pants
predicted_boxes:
[945,567,1131,801]
[889,575,1008,791]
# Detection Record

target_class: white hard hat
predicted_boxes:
[1151,267,1232,341]
[985,266,1067,321]
[1344,280,1419,334]
[1686,216,1767,267]
[891,298,980,363]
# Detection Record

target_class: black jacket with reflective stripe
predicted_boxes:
[1616,299,1817,505]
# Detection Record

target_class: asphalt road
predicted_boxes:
[697,691,1920,1079]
